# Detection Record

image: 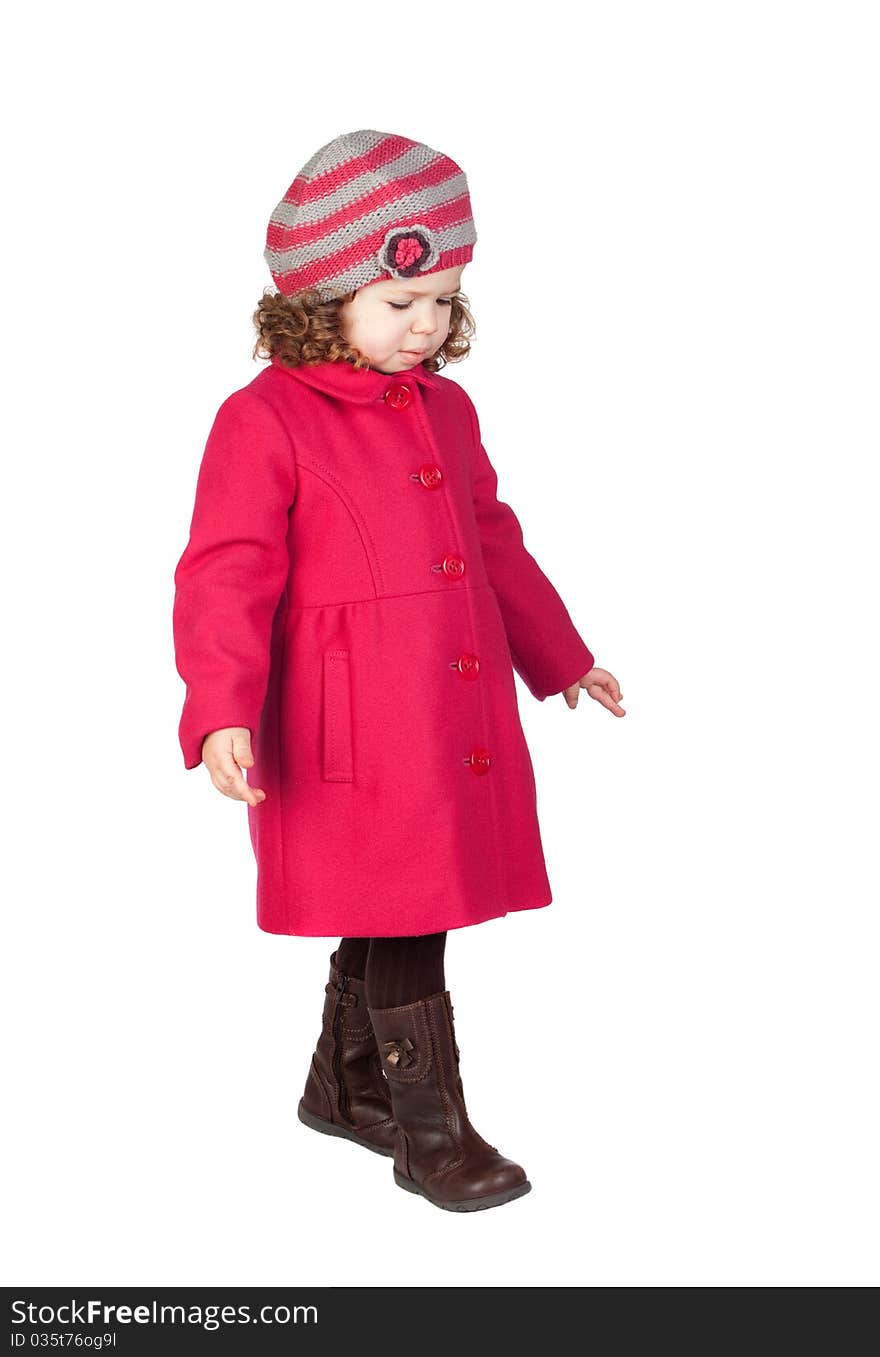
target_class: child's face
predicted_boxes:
[340,265,465,373]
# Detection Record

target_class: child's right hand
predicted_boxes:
[201,728,266,807]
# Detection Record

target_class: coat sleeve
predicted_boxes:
[172,388,297,769]
[459,386,595,702]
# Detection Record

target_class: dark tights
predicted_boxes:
[335,933,447,1008]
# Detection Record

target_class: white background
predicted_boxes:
[2,1,877,1288]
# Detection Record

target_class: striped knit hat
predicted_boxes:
[264,129,477,302]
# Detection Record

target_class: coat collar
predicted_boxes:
[269,354,441,403]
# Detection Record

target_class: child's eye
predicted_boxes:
[387,298,454,311]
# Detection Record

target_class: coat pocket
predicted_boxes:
[322,649,354,782]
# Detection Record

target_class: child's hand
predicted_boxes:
[562,668,625,716]
[201,728,267,806]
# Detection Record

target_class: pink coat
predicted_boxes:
[173,357,594,936]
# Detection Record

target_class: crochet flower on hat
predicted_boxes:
[378,223,440,281]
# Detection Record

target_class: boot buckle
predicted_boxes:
[382,1037,415,1069]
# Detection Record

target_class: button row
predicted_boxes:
[385,380,491,776]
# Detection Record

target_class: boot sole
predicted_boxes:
[297,1099,394,1157]
[393,1167,532,1212]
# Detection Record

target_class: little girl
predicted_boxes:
[173,129,625,1214]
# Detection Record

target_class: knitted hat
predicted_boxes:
[264,129,476,302]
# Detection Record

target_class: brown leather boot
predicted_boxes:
[298,950,396,1156]
[368,991,532,1211]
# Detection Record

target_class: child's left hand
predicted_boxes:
[562,667,625,716]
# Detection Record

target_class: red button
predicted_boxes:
[465,748,492,775]
[384,383,412,410]
[442,554,465,579]
[456,653,480,679]
[418,463,443,489]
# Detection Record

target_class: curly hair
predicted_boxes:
[251,286,475,374]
